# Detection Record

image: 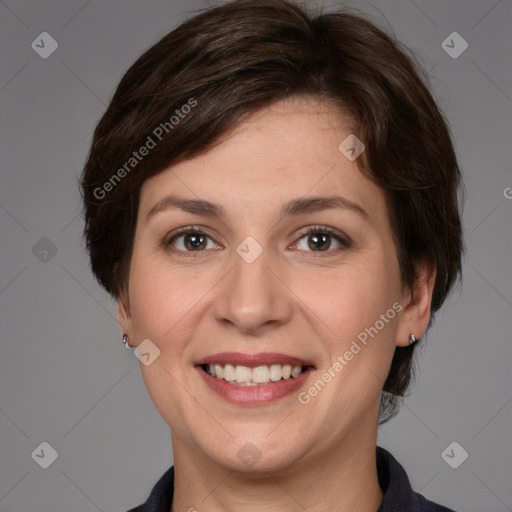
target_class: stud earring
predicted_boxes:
[409,333,417,345]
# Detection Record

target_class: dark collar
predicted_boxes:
[127,446,456,512]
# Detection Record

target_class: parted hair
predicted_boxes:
[80,0,463,423]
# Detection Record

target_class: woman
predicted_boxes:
[80,0,463,510]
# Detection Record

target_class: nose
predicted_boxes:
[213,241,293,336]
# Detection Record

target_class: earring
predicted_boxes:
[409,334,417,345]
[122,333,134,349]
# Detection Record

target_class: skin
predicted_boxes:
[118,96,436,512]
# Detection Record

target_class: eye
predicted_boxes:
[165,227,221,255]
[293,226,351,254]
[163,225,351,257]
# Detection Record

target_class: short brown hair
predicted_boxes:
[80,0,463,423]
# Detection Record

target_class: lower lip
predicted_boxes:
[197,366,313,405]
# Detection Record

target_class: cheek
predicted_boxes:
[296,253,401,337]
[127,248,203,340]
[126,254,201,433]
[297,253,402,400]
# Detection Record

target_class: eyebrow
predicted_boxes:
[145,194,369,223]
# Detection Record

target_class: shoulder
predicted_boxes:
[416,493,458,512]
[377,446,459,512]
[125,466,174,512]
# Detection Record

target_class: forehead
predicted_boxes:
[138,96,387,224]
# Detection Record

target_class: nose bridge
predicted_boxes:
[213,234,292,333]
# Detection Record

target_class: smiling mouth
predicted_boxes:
[200,363,313,386]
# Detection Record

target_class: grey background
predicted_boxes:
[0,0,511,511]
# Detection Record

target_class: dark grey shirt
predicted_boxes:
[127,446,457,512]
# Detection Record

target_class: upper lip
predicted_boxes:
[196,352,315,368]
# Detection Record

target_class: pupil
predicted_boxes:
[309,233,330,251]
[186,233,205,250]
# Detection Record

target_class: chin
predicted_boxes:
[212,446,305,476]
[192,426,312,476]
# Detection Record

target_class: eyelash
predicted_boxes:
[163,225,352,258]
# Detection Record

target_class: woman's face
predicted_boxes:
[119,96,428,473]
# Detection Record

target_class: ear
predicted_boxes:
[396,259,436,347]
[117,289,133,338]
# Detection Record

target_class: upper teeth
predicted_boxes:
[208,363,304,385]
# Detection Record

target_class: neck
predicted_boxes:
[171,419,384,512]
